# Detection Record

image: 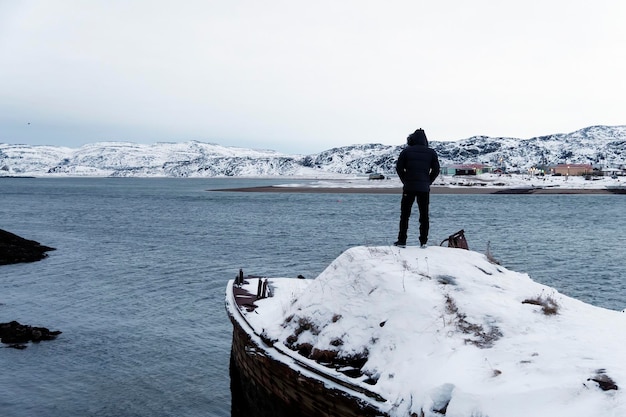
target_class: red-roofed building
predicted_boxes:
[550,164,593,176]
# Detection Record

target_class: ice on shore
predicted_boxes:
[275,172,625,190]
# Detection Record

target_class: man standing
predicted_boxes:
[394,128,440,248]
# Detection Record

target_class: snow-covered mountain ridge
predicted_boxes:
[1,125,625,177]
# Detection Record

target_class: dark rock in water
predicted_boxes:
[0,321,62,347]
[0,229,55,265]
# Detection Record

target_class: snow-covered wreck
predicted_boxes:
[226,245,625,417]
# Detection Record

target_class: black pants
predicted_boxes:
[397,190,430,245]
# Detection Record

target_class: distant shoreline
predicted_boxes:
[211,186,624,195]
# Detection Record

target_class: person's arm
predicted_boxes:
[396,151,406,183]
[429,153,440,184]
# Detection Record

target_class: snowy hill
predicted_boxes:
[1,125,625,177]
[432,125,626,171]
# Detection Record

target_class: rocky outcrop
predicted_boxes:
[0,229,55,265]
[1,231,60,349]
[0,321,62,349]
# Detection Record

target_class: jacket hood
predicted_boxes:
[407,129,428,146]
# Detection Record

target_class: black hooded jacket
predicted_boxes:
[396,130,440,192]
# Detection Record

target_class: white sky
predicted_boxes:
[1,1,625,154]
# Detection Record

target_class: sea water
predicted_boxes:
[1,178,625,417]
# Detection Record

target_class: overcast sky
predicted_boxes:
[1,1,625,154]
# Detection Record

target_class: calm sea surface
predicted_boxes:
[1,178,625,417]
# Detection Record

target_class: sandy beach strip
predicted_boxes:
[210,186,621,195]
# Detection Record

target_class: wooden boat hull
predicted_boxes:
[226,280,387,417]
